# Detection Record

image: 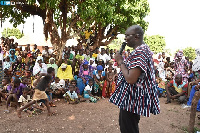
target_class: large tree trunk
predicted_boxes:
[188,91,200,133]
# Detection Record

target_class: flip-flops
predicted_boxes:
[4,110,9,113]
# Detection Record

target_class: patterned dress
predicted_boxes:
[79,63,94,83]
[174,58,189,83]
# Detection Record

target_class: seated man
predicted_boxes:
[165,74,188,104]
[57,63,73,81]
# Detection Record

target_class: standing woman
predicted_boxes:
[174,50,189,83]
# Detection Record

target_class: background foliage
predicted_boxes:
[1,28,24,39]
[183,47,196,61]
[144,35,166,54]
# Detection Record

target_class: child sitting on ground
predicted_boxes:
[18,87,32,115]
[20,77,28,95]
[84,79,98,103]
[5,78,21,113]
[0,77,10,105]
[70,80,80,96]
[63,84,79,104]
[19,87,47,116]
[51,77,65,98]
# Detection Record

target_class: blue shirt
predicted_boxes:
[109,44,160,117]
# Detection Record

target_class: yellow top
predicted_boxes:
[84,30,93,39]
[92,53,98,59]
[57,64,74,81]
[75,55,84,60]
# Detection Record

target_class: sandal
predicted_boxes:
[51,104,56,107]
[4,110,9,113]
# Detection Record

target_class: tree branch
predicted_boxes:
[15,4,46,21]
[66,14,78,37]
[103,26,118,40]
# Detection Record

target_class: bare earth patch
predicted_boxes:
[0,97,199,133]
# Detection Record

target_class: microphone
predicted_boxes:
[119,42,127,55]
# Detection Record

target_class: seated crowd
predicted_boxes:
[155,50,200,108]
[0,36,200,116]
[0,37,120,115]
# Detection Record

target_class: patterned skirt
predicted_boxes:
[94,81,104,93]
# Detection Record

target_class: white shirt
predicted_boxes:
[42,49,53,55]
[70,51,75,56]
[18,95,32,104]
[64,91,78,100]
[51,82,61,91]
[84,85,93,91]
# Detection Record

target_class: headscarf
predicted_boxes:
[97,65,103,71]
[9,49,17,62]
[33,56,47,75]
[49,57,55,63]
[61,63,67,69]
[195,48,200,56]
[83,60,89,65]
[192,48,200,71]
[9,49,15,55]
[176,50,184,59]
[47,57,58,76]
[36,56,43,63]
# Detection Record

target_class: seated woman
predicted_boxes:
[10,56,25,78]
[79,60,94,84]
[77,60,95,95]
[57,63,73,81]
[33,56,47,76]
[47,57,58,76]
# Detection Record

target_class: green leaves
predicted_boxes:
[1,0,150,48]
[1,28,24,39]
[77,0,150,33]
[183,47,196,61]
[144,35,166,54]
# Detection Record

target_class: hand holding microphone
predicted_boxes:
[115,42,127,66]
[119,42,127,55]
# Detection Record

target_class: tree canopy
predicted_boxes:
[183,47,196,61]
[1,0,150,64]
[144,35,166,54]
[1,28,24,39]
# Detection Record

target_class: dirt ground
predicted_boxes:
[0,97,200,133]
